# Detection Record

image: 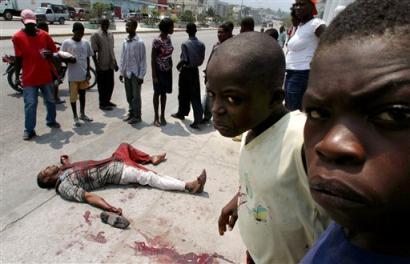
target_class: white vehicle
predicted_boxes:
[35,6,69,25]
[0,0,37,20]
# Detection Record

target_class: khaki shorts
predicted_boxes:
[69,80,89,103]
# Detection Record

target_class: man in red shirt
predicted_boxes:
[12,9,60,140]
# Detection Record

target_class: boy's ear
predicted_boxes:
[270,89,285,106]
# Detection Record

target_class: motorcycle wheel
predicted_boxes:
[86,67,97,90]
[7,68,23,93]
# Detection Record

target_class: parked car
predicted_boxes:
[66,6,76,20]
[73,8,89,21]
[124,12,147,22]
[35,6,69,24]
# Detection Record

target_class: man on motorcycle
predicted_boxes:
[12,9,60,140]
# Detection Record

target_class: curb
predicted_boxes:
[0,27,214,40]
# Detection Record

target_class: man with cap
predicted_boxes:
[171,23,205,129]
[12,9,60,140]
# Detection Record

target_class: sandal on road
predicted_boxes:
[100,211,130,229]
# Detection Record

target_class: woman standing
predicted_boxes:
[285,0,326,110]
[151,18,174,126]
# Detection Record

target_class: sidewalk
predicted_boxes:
[0,121,245,263]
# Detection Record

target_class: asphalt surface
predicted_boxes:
[0,21,246,263]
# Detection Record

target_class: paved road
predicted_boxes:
[0,27,246,262]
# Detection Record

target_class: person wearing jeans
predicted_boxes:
[23,83,57,134]
[12,9,60,140]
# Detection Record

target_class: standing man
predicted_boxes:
[202,21,234,123]
[12,9,60,141]
[119,20,146,124]
[171,23,205,129]
[240,17,255,33]
[91,18,118,111]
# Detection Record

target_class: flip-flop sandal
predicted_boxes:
[100,211,130,229]
[154,120,161,127]
[192,170,207,194]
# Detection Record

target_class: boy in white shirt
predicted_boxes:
[61,22,93,127]
[207,32,329,263]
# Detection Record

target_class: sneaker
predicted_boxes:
[128,116,141,124]
[55,98,65,104]
[171,113,185,120]
[23,130,37,141]
[99,105,113,111]
[46,122,61,128]
[74,117,81,127]
[100,211,130,229]
[189,123,200,129]
[80,114,93,122]
[107,102,117,107]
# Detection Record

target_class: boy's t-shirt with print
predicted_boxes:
[61,38,93,81]
[237,111,329,263]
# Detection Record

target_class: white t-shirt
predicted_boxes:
[286,18,325,70]
[237,111,329,263]
[61,38,93,81]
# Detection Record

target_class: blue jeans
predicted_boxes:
[284,70,310,111]
[23,83,56,133]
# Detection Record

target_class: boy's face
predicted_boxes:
[206,57,274,137]
[126,22,136,34]
[73,29,84,41]
[217,27,230,43]
[304,39,410,231]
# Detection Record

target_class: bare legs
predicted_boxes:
[153,91,167,127]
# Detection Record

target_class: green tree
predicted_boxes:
[180,10,195,23]
[206,7,215,17]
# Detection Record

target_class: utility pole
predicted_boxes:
[239,0,243,21]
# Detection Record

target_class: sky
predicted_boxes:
[222,0,294,11]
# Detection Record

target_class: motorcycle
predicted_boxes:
[2,51,97,94]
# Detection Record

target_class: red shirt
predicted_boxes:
[12,29,57,87]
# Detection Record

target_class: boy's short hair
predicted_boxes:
[100,18,109,25]
[220,21,234,33]
[72,22,84,32]
[37,171,53,189]
[241,17,254,30]
[211,32,285,92]
[265,28,279,40]
[186,22,197,34]
[319,0,410,46]
[127,19,138,28]
[158,18,174,33]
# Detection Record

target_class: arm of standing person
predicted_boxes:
[90,33,100,71]
[218,192,239,235]
[84,192,123,215]
[119,41,125,83]
[86,42,92,80]
[177,43,188,71]
[137,41,146,85]
[12,36,23,86]
[151,43,158,84]
[315,24,326,37]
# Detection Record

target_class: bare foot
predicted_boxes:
[160,116,167,126]
[151,153,166,165]
[186,169,207,194]
[154,119,161,127]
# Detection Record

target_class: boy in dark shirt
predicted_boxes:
[301,0,410,262]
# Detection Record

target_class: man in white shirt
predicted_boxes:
[119,20,147,124]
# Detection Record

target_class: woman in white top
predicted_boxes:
[285,0,326,110]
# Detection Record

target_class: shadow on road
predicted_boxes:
[73,121,106,135]
[33,129,75,149]
[160,121,191,137]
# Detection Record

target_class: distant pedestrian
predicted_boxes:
[171,23,205,129]
[61,22,93,127]
[285,0,326,110]
[151,18,174,127]
[90,18,119,111]
[12,9,60,140]
[202,21,234,123]
[240,17,254,33]
[119,20,147,124]
[278,26,287,48]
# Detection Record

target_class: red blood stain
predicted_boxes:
[86,231,107,244]
[83,210,92,225]
[129,242,235,264]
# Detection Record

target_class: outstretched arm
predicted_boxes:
[218,192,239,235]
[84,192,123,215]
